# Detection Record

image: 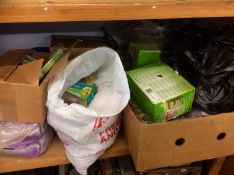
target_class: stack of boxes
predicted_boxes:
[127,42,195,122]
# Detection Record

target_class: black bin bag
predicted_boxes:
[162,25,234,114]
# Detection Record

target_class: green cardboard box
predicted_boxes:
[128,42,161,69]
[127,62,195,122]
[65,80,97,107]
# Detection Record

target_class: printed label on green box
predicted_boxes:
[128,62,195,122]
[66,81,96,106]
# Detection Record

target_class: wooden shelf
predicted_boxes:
[1,0,234,23]
[0,133,129,173]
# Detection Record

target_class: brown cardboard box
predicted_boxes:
[123,105,234,171]
[0,49,69,123]
[140,166,202,175]
[50,35,107,59]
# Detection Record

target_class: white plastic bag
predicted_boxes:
[46,47,130,175]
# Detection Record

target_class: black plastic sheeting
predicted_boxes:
[162,25,234,114]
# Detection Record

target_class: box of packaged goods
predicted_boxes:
[128,42,162,69]
[0,48,69,123]
[62,74,97,107]
[127,62,195,122]
[123,103,234,171]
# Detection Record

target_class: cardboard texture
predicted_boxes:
[50,35,107,59]
[0,50,69,123]
[0,50,27,82]
[123,105,234,171]
[7,59,43,85]
[141,166,202,175]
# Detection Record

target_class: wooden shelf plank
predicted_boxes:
[1,1,234,23]
[0,133,129,173]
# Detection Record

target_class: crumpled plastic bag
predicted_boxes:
[163,25,234,114]
[0,122,53,157]
[47,47,130,175]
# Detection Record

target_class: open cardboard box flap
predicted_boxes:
[0,49,70,123]
[0,49,70,86]
[6,59,44,86]
[0,50,27,82]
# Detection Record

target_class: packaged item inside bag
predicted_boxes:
[62,74,97,106]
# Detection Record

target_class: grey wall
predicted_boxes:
[0,21,127,54]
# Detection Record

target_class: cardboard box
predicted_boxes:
[128,42,162,69]
[0,49,69,123]
[127,63,195,122]
[123,105,234,171]
[141,166,202,175]
[50,35,107,59]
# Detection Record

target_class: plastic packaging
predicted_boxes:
[47,47,130,175]
[110,20,189,42]
[0,122,53,157]
[162,25,234,114]
[40,44,65,79]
